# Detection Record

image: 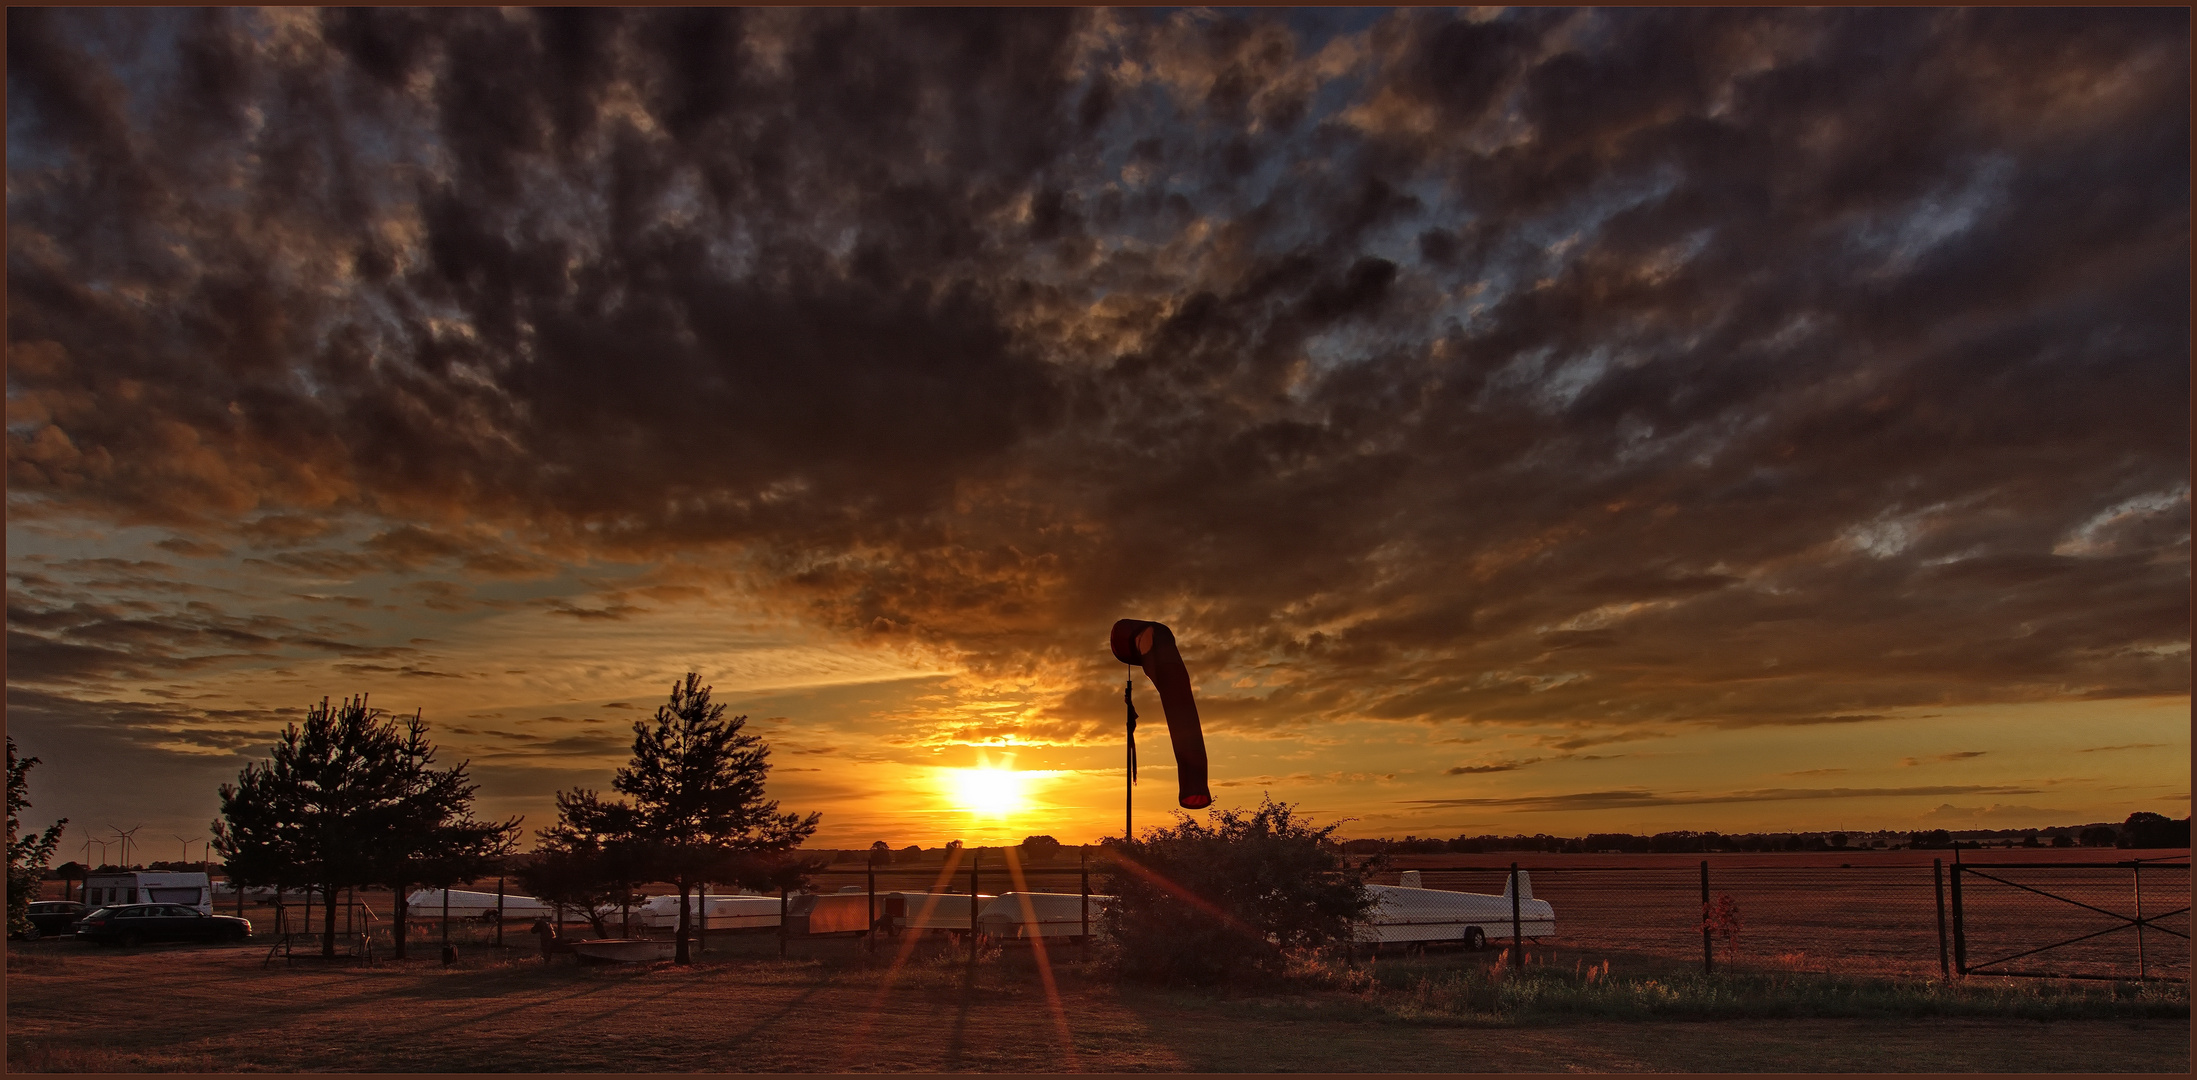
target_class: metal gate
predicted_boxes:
[1949,856,2189,982]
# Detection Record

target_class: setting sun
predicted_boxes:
[949,764,1031,819]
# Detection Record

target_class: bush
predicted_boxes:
[1098,796,1372,985]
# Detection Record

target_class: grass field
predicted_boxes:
[7,927,2187,1073]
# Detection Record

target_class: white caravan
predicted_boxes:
[83,872,212,914]
[975,891,1116,941]
[1353,870,1555,949]
[403,888,569,922]
[636,893,784,931]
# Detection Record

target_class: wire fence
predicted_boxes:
[236,849,2189,982]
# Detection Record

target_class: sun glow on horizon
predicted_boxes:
[948,761,1033,819]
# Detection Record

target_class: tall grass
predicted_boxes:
[1280,947,2189,1023]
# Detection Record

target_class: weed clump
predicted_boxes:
[1346,953,2190,1023]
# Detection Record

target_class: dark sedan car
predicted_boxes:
[18,900,86,939]
[73,904,252,946]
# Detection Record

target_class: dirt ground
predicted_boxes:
[7,934,2188,1073]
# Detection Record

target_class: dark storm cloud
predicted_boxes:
[7,10,2188,738]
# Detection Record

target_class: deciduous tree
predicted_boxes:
[1100,796,1372,985]
[7,738,67,937]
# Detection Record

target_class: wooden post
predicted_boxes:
[778,885,788,958]
[1700,860,1713,975]
[304,887,314,950]
[496,873,506,949]
[969,847,981,964]
[1949,846,1966,975]
[1933,859,1949,978]
[697,881,707,956]
[1079,845,1089,944]
[867,860,877,956]
[441,884,451,948]
[1510,861,1523,952]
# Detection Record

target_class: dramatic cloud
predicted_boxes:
[6,9,2188,841]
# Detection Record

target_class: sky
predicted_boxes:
[5,8,2188,859]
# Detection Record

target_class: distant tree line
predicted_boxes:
[1340,814,2192,855]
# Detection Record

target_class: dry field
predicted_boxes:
[1379,850,2192,982]
[7,931,2188,1073]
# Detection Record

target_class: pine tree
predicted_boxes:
[608,672,819,965]
[214,697,518,959]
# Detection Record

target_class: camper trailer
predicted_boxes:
[1354,870,1555,949]
[82,872,212,915]
[975,891,1116,942]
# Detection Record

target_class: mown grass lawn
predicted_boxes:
[6,933,2188,1072]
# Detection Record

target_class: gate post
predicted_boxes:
[1948,845,1966,976]
[1932,859,1949,979]
[2133,862,2146,981]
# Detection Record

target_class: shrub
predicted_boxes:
[1098,795,1372,985]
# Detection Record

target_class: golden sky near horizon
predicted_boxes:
[6,8,2188,855]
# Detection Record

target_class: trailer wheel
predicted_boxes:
[1463,927,1486,951]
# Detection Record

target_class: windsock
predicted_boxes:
[1109,619,1213,810]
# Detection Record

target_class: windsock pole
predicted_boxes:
[1124,667,1139,840]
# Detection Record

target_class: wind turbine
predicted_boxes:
[175,835,204,866]
[111,825,144,870]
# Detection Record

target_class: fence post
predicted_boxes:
[1932,858,1949,979]
[1079,845,1089,945]
[697,881,708,956]
[1510,861,1522,953]
[867,859,877,956]
[495,872,506,949]
[1949,846,1966,976]
[1700,860,1713,976]
[970,847,981,965]
[778,884,788,958]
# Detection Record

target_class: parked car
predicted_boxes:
[73,903,252,947]
[17,901,86,940]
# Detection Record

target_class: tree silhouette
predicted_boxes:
[8,738,67,937]
[525,789,652,936]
